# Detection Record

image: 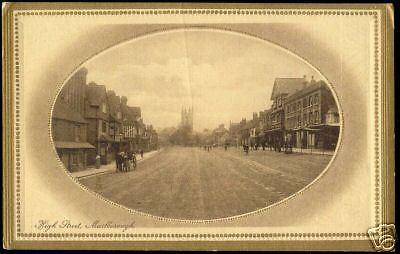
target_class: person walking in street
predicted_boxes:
[119,152,125,172]
[124,152,131,172]
[140,149,144,159]
[127,150,135,171]
[115,152,122,172]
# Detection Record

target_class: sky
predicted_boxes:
[84,29,322,132]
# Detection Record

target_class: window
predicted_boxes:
[303,98,307,108]
[315,111,319,123]
[109,124,115,135]
[314,94,319,104]
[278,98,282,106]
[303,113,307,124]
[101,103,107,113]
[309,112,313,123]
[102,121,107,133]
[117,111,122,119]
[309,96,313,106]
[74,125,81,142]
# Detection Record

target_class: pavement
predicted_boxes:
[71,149,161,179]
[79,146,333,220]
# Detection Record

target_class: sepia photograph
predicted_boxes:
[52,29,341,220]
[3,3,394,251]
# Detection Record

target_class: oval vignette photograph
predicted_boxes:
[51,29,341,220]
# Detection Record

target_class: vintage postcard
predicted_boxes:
[2,3,395,251]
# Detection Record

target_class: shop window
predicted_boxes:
[72,154,78,165]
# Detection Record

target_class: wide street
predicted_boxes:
[80,146,332,220]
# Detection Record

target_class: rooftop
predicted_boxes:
[86,82,107,106]
[270,77,307,100]
[52,99,87,123]
[286,80,328,102]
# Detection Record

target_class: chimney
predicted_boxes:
[302,74,308,88]
[310,75,316,85]
[121,96,127,105]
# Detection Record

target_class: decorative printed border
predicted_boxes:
[13,8,381,241]
[372,13,382,228]
[13,11,21,235]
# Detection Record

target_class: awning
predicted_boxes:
[303,127,321,131]
[324,123,341,127]
[54,141,95,149]
[264,129,283,133]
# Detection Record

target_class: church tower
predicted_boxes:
[180,106,193,132]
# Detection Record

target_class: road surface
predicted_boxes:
[80,146,332,220]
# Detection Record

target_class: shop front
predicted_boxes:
[54,141,95,172]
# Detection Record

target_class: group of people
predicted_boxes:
[243,144,250,155]
[203,145,213,152]
[241,140,294,154]
[115,149,144,172]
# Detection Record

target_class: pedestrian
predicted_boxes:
[119,152,124,172]
[125,153,131,171]
[127,150,134,171]
[140,149,144,159]
[115,152,121,172]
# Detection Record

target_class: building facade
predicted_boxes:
[265,77,307,151]
[258,109,272,147]
[107,90,125,155]
[85,82,114,165]
[284,80,340,149]
[229,75,339,153]
[228,121,241,147]
[52,68,95,171]
[212,124,229,146]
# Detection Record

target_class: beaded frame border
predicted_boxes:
[11,8,382,241]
